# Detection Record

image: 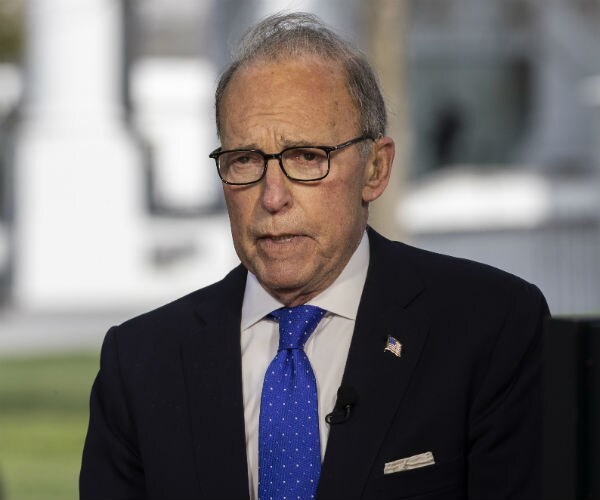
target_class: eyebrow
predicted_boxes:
[225,138,323,151]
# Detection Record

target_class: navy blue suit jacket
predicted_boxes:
[80,228,549,499]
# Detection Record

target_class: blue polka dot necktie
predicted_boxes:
[259,305,326,500]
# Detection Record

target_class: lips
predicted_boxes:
[256,233,309,250]
[261,234,299,242]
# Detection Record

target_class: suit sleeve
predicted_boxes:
[467,282,550,500]
[79,327,146,500]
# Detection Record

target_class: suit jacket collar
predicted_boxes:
[317,227,430,499]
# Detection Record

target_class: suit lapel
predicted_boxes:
[317,229,431,499]
[181,265,251,500]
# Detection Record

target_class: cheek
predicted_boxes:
[224,191,251,245]
[225,186,252,219]
[317,178,365,231]
[325,173,365,211]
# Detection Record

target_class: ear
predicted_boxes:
[362,136,395,203]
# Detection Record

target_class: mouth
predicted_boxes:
[254,232,313,252]
[252,232,314,260]
[259,233,304,243]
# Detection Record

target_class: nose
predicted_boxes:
[260,157,292,213]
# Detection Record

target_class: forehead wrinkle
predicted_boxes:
[224,113,341,150]
[227,133,345,153]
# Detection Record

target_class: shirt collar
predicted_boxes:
[241,231,370,330]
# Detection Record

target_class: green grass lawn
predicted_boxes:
[0,352,99,500]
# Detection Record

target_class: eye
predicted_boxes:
[222,151,262,168]
[231,153,255,164]
[287,148,327,164]
[300,151,317,162]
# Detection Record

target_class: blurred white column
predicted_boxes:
[131,58,220,213]
[13,0,146,310]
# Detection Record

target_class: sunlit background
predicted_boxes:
[0,0,599,498]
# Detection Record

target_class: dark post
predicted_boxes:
[542,317,600,499]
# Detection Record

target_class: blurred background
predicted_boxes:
[0,0,599,498]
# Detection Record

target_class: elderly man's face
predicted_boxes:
[219,57,392,305]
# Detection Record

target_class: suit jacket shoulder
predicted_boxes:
[113,263,247,346]
[80,264,250,500]
[317,228,549,500]
[367,226,544,308]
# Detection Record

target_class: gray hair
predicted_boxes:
[215,12,387,141]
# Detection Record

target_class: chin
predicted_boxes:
[261,271,306,292]
[255,262,312,292]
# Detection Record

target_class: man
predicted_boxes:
[80,13,549,500]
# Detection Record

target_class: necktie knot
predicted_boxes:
[270,305,326,350]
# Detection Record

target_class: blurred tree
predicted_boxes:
[364,0,409,241]
[0,0,23,62]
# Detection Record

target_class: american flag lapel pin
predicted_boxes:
[384,335,402,358]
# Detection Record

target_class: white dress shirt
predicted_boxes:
[240,231,369,500]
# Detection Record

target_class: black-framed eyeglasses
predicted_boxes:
[209,135,373,185]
